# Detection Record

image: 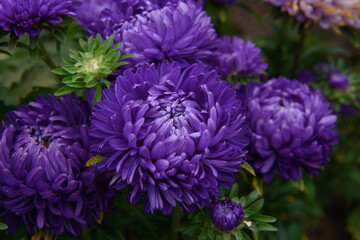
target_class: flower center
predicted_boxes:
[84,59,99,74]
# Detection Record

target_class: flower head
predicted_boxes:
[89,61,249,214]
[0,94,114,237]
[77,0,178,38]
[317,63,350,90]
[214,36,268,77]
[120,1,218,69]
[209,199,245,232]
[240,77,339,181]
[0,0,78,37]
[266,0,360,29]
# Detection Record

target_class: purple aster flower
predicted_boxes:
[214,36,268,77]
[316,63,350,90]
[89,61,250,214]
[76,0,178,38]
[120,1,218,69]
[0,94,114,237]
[0,0,79,37]
[240,77,339,182]
[266,0,360,29]
[209,199,245,232]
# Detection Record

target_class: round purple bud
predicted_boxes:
[0,94,114,237]
[209,199,245,232]
[240,77,339,182]
[89,61,250,214]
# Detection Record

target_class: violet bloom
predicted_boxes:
[77,0,178,39]
[266,0,360,29]
[317,63,350,90]
[214,36,268,77]
[0,0,78,37]
[0,94,114,237]
[90,61,249,214]
[209,199,245,232]
[240,77,339,181]
[120,1,218,69]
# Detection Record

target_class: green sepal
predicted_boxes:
[52,68,69,75]
[52,27,67,43]
[29,35,39,49]
[8,31,18,51]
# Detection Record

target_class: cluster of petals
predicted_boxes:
[89,61,250,214]
[0,0,78,37]
[266,0,360,29]
[240,77,339,181]
[0,94,114,237]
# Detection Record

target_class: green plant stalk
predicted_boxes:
[171,206,181,240]
[291,26,307,77]
[37,40,61,82]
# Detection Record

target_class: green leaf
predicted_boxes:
[54,85,77,96]
[254,222,278,232]
[207,228,215,239]
[0,63,57,105]
[0,222,7,230]
[232,230,245,240]
[239,190,260,208]
[52,27,67,43]
[86,154,107,167]
[79,38,88,51]
[244,199,264,217]
[0,49,11,56]
[241,161,256,176]
[222,232,231,240]
[229,183,239,198]
[248,214,276,223]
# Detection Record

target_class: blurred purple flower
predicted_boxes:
[209,199,245,232]
[214,36,268,77]
[0,0,78,37]
[120,1,218,69]
[298,69,316,83]
[89,61,249,214]
[0,94,114,237]
[266,0,360,29]
[240,77,339,181]
[317,63,350,90]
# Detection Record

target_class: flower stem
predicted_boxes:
[37,40,61,82]
[171,206,181,240]
[291,25,307,77]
